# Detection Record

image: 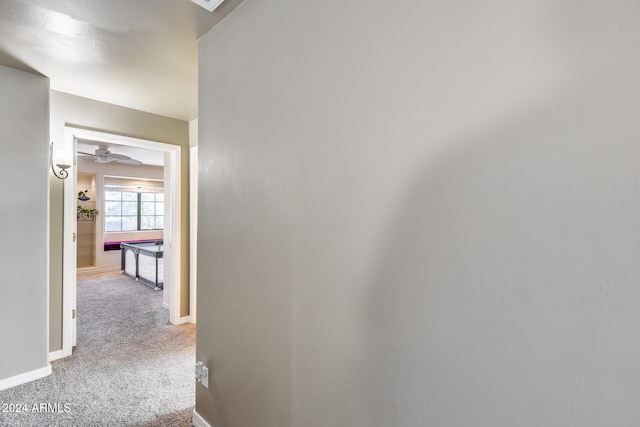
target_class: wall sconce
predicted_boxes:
[191,0,224,12]
[50,141,71,180]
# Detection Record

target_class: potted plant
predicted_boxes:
[77,205,99,221]
[78,190,90,201]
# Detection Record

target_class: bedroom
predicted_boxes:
[75,141,165,287]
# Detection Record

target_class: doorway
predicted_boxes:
[59,127,182,358]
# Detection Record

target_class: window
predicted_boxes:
[105,191,164,232]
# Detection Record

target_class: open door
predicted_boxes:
[61,131,77,353]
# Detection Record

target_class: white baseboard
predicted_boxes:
[192,409,213,427]
[0,364,52,392]
[163,300,191,325]
[175,315,192,325]
[49,349,65,362]
[49,347,72,362]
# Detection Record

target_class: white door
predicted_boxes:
[61,133,77,356]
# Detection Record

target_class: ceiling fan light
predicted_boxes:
[107,153,130,161]
[79,144,146,166]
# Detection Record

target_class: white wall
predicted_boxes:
[197,1,640,426]
[0,65,50,386]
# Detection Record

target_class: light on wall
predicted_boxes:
[50,141,71,180]
[190,0,224,12]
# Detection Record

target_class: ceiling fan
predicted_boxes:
[78,145,143,165]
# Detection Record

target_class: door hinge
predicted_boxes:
[72,309,76,319]
[73,232,76,242]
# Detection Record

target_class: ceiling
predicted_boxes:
[0,0,242,121]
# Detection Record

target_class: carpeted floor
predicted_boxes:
[0,272,196,426]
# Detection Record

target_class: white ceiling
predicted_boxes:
[0,0,241,121]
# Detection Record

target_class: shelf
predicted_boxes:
[77,212,96,221]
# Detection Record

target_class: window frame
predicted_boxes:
[104,190,164,232]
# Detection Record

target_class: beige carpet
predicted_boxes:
[0,272,195,426]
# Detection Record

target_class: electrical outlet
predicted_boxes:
[202,365,209,388]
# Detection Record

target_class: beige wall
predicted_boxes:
[197,1,640,426]
[0,65,50,383]
[49,91,190,352]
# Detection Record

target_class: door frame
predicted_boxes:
[189,145,198,323]
[60,127,182,358]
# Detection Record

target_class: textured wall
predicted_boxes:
[0,65,50,382]
[197,1,640,426]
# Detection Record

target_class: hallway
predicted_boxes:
[0,272,195,426]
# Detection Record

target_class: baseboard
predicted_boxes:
[49,349,65,362]
[0,364,52,392]
[164,304,192,325]
[192,409,213,427]
[175,315,192,325]
[77,266,121,276]
[49,346,72,362]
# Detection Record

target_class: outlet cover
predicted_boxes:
[202,365,209,388]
